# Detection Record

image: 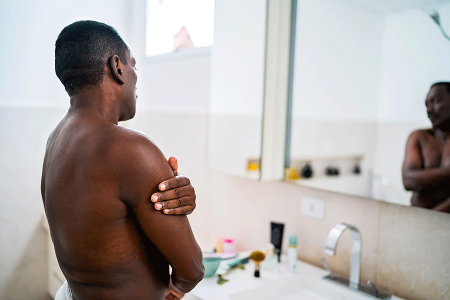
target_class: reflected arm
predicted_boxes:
[402,131,450,191]
[432,197,450,212]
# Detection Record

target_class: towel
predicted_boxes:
[55,281,73,300]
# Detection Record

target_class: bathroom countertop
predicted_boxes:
[187,253,404,300]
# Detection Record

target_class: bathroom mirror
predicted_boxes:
[208,0,267,179]
[288,0,450,206]
[209,0,293,180]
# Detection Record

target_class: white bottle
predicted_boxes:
[287,235,297,273]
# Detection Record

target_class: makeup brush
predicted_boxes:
[249,250,265,277]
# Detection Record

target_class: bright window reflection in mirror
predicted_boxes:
[145,0,214,57]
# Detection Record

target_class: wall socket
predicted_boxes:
[301,196,325,219]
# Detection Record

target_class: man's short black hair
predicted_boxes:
[431,81,450,94]
[55,20,129,95]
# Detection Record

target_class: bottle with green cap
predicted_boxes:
[287,235,297,272]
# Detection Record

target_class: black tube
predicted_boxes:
[270,222,285,263]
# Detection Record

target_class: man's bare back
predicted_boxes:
[42,21,204,299]
[402,83,450,213]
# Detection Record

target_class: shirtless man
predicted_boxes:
[41,21,204,300]
[402,82,450,213]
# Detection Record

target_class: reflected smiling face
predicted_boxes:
[425,84,450,128]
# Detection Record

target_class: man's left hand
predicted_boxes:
[151,157,196,215]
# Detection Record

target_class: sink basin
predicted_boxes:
[229,275,379,300]
[189,256,401,300]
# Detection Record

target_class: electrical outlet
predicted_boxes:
[301,196,325,219]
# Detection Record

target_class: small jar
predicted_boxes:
[222,238,235,253]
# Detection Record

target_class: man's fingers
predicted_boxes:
[152,172,196,215]
[152,184,194,202]
[158,176,191,192]
[154,196,194,210]
[167,156,178,176]
[162,206,194,215]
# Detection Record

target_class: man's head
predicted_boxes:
[426,82,450,128]
[55,20,129,95]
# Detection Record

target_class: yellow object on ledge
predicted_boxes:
[285,167,300,180]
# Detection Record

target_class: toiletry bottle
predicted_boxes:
[222,238,235,253]
[287,235,297,273]
[271,222,284,263]
[216,237,222,253]
[262,243,276,271]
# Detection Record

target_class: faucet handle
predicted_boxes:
[367,280,380,297]
[321,257,335,278]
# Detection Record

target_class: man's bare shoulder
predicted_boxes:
[108,126,160,157]
[410,128,432,135]
[408,128,434,141]
[109,126,173,203]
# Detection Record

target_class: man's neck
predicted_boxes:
[69,89,121,124]
[433,125,450,141]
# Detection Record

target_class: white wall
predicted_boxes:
[0,0,132,291]
[292,0,385,121]
[0,107,66,291]
[0,0,130,107]
[209,0,266,115]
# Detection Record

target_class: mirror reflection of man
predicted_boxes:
[402,82,450,213]
[42,21,204,300]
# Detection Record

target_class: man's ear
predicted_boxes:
[109,55,125,84]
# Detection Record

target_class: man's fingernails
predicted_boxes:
[155,203,162,210]
[151,195,158,202]
[164,209,169,214]
[160,183,166,190]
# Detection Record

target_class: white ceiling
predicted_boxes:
[334,0,450,14]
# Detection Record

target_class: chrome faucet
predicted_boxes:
[324,223,361,287]
[322,223,391,299]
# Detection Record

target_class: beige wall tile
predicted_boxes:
[376,203,450,300]
[294,187,381,285]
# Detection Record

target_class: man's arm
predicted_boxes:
[152,157,197,215]
[432,197,450,213]
[119,133,204,294]
[402,131,450,190]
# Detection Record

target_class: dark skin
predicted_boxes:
[154,156,198,216]
[402,84,450,213]
[41,50,204,300]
